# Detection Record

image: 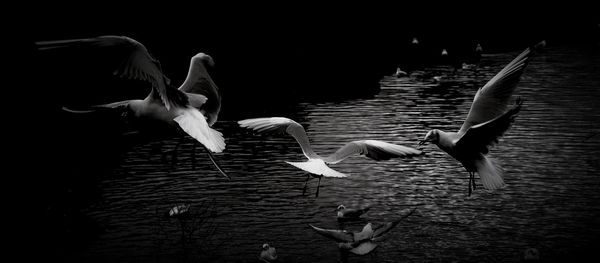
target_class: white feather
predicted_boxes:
[174,107,225,153]
[475,157,506,190]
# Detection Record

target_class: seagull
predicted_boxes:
[36,36,229,179]
[238,117,422,197]
[394,67,408,78]
[309,208,415,255]
[336,204,370,221]
[259,243,278,262]
[419,41,545,196]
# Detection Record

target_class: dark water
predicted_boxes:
[60,44,600,262]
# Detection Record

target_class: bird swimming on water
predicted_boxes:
[336,204,370,221]
[259,243,278,262]
[36,35,229,179]
[238,117,422,197]
[419,40,545,196]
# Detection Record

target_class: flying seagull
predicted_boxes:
[36,35,229,179]
[238,117,422,197]
[419,40,545,196]
[309,208,415,255]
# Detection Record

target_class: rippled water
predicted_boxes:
[64,44,600,262]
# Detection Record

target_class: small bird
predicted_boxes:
[309,208,415,255]
[238,117,422,197]
[336,204,370,221]
[394,67,408,78]
[259,243,278,262]
[168,204,191,218]
[420,41,545,196]
[523,247,540,261]
[36,36,229,178]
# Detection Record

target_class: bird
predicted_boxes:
[309,208,415,255]
[419,41,545,196]
[238,117,422,197]
[167,204,191,218]
[336,204,370,221]
[259,243,278,262]
[35,35,229,179]
[394,67,408,78]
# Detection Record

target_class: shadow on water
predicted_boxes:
[37,43,600,262]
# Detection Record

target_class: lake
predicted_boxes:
[50,43,600,262]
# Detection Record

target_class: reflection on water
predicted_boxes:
[60,44,600,262]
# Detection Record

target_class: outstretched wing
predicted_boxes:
[455,99,522,155]
[238,117,319,159]
[458,41,543,135]
[372,208,416,241]
[36,35,188,110]
[322,140,422,164]
[286,160,347,178]
[179,53,221,126]
[308,224,354,243]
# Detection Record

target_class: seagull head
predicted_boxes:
[191,53,215,67]
[336,204,346,211]
[419,129,440,145]
[262,243,270,250]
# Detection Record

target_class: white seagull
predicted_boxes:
[36,36,228,179]
[419,41,545,196]
[309,208,415,255]
[238,117,422,197]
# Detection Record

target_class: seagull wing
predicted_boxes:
[372,208,415,240]
[238,117,319,159]
[36,35,188,110]
[322,140,422,164]
[179,53,221,126]
[174,107,226,153]
[308,224,354,243]
[458,41,543,135]
[455,99,522,155]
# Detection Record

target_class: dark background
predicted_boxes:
[9,3,599,262]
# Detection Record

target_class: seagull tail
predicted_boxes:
[475,157,506,190]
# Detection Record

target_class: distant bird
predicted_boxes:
[168,204,191,218]
[411,37,419,45]
[441,48,448,56]
[309,208,415,255]
[523,247,540,261]
[394,67,408,78]
[336,204,370,221]
[36,36,229,179]
[259,243,278,262]
[238,117,422,197]
[419,41,545,196]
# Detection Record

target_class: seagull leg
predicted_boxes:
[471,172,477,190]
[171,136,185,169]
[302,173,311,195]
[315,176,322,198]
[468,172,473,197]
[191,140,198,170]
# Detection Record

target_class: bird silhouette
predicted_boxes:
[419,40,545,196]
[238,117,422,197]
